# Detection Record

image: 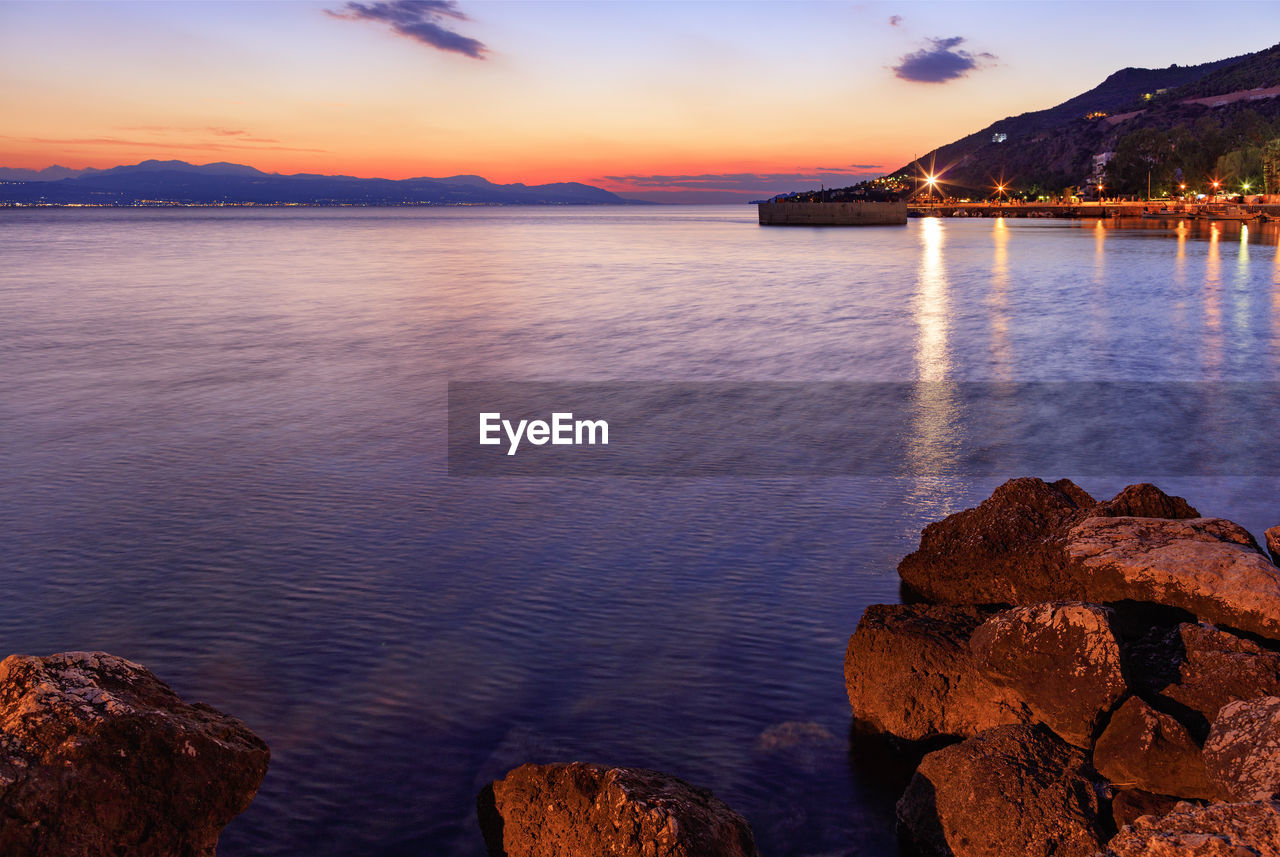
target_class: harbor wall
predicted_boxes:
[758,201,907,226]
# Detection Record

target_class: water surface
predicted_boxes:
[2,207,1279,856]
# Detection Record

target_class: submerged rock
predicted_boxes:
[895,724,1109,857]
[0,651,269,857]
[1204,697,1280,802]
[1093,696,1215,800]
[844,604,1026,743]
[1105,800,1280,857]
[969,602,1127,747]
[478,762,760,857]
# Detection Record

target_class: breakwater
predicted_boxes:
[758,200,907,226]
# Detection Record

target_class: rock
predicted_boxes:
[1064,516,1280,641]
[0,651,269,857]
[1105,800,1280,857]
[1110,789,1191,831]
[969,602,1127,747]
[1092,484,1199,520]
[1204,697,1280,801]
[478,762,760,857]
[895,724,1109,857]
[1268,526,1280,566]
[1159,623,1280,738]
[754,721,837,753]
[1093,696,1215,800]
[897,479,1211,606]
[844,604,1027,743]
[897,477,1095,604]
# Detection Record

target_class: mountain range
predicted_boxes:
[0,160,634,206]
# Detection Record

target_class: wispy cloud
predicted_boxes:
[604,168,883,192]
[326,0,487,59]
[892,36,995,83]
[117,125,283,143]
[3,135,325,153]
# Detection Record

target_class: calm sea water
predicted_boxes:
[2,206,1279,856]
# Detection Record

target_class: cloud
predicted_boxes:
[327,1,487,59]
[889,15,902,26]
[603,168,883,192]
[117,125,281,143]
[4,135,325,153]
[892,36,995,83]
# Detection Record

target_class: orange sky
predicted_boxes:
[4,1,1279,201]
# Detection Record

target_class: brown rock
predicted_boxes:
[0,651,269,857]
[1092,484,1199,520]
[1160,623,1280,737]
[844,604,1026,742]
[1268,525,1280,566]
[897,479,1215,607]
[1064,516,1280,641]
[897,477,1095,604]
[1093,696,1215,800]
[896,724,1109,857]
[1110,790,1190,831]
[1106,800,1280,857]
[478,762,760,857]
[970,602,1127,747]
[1204,697,1280,801]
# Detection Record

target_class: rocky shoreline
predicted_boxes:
[3,478,1277,855]
[479,479,1280,856]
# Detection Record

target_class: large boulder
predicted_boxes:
[1268,525,1280,566]
[0,651,269,857]
[844,604,1026,743]
[897,477,1095,604]
[896,724,1109,857]
[1093,696,1215,800]
[1204,697,1280,802]
[1064,516,1280,642]
[897,479,1207,607]
[969,602,1127,747]
[1105,800,1280,857]
[477,762,760,857]
[1157,623,1280,738]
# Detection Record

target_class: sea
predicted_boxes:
[2,205,1279,856]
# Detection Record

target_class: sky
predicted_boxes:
[2,1,1280,202]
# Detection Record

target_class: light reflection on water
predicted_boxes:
[1,207,1280,856]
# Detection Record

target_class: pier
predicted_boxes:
[906,200,1280,219]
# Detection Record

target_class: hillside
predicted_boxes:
[887,42,1280,197]
[0,160,634,206]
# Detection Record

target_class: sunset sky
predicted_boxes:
[3,1,1280,202]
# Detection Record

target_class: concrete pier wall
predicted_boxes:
[758,201,908,226]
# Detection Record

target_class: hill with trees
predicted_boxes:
[882,41,1280,199]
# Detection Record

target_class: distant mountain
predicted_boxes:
[0,164,102,182]
[0,160,638,206]
[889,42,1280,195]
